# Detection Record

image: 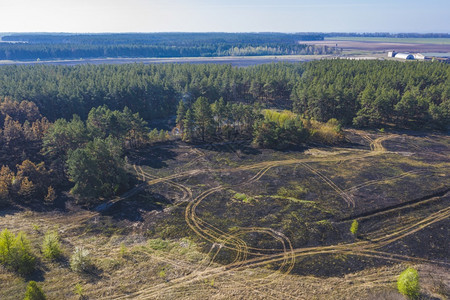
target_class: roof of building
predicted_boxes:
[395,53,414,59]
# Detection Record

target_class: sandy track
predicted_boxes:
[114,134,449,299]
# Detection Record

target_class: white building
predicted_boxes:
[395,53,414,60]
[387,51,397,58]
[413,53,426,60]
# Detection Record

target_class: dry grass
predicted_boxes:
[1,130,449,299]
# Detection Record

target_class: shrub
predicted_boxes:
[350,220,359,236]
[24,281,46,300]
[42,230,62,260]
[397,267,420,298]
[233,192,252,203]
[74,283,84,298]
[0,229,36,275]
[119,242,127,258]
[44,186,56,204]
[309,119,345,145]
[70,247,92,273]
[148,238,170,251]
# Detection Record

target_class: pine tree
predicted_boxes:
[192,97,213,142]
[176,100,186,130]
[44,186,56,204]
[182,109,194,142]
[397,267,420,298]
[148,128,159,143]
[3,115,23,146]
[350,220,359,236]
[212,97,226,133]
[0,166,13,205]
[24,281,46,300]
[18,177,35,200]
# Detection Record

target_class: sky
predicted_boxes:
[0,0,449,33]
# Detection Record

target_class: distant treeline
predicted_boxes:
[0,33,330,60]
[0,60,448,128]
[1,33,324,45]
[0,43,334,60]
[324,33,450,38]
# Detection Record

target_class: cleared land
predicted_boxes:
[0,55,327,67]
[303,39,450,54]
[1,130,449,299]
[326,37,450,45]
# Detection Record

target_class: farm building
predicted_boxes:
[387,51,397,58]
[395,53,414,60]
[413,53,426,60]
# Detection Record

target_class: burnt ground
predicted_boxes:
[0,129,449,299]
[133,130,449,277]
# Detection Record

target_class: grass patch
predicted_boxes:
[254,195,314,204]
[148,238,171,251]
[325,37,450,44]
[232,192,254,203]
[277,185,309,199]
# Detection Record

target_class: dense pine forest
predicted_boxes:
[0,33,331,60]
[0,60,448,208]
[0,61,448,126]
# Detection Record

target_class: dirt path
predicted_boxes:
[106,133,449,299]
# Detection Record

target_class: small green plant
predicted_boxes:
[70,247,92,273]
[204,278,215,287]
[42,230,62,260]
[119,242,127,258]
[74,283,84,298]
[32,224,40,232]
[397,267,420,298]
[158,267,167,279]
[233,192,253,203]
[148,238,170,251]
[24,281,46,300]
[0,229,36,275]
[350,220,359,236]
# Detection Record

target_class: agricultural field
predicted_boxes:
[326,37,450,45]
[1,129,449,299]
[303,38,450,57]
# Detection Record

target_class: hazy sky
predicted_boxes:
[1,0,449,33]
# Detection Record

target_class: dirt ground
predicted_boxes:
[0,130,449,299]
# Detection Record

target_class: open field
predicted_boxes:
[325,37,450,45]
[0,55,329,67]
[1,130,449,299]
[304,39,450,55]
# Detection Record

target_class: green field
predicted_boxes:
[326,37,450,45]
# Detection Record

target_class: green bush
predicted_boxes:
[119,242,127,258]
[397,267,420,298]
[350,220,359,236]
[74,283,84,297]
[42,230,62,260]
[233,192,253,203]
[148,238,170,251]
[70,247,92,273]
[24,281,46,300]
[0,229,36,275]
